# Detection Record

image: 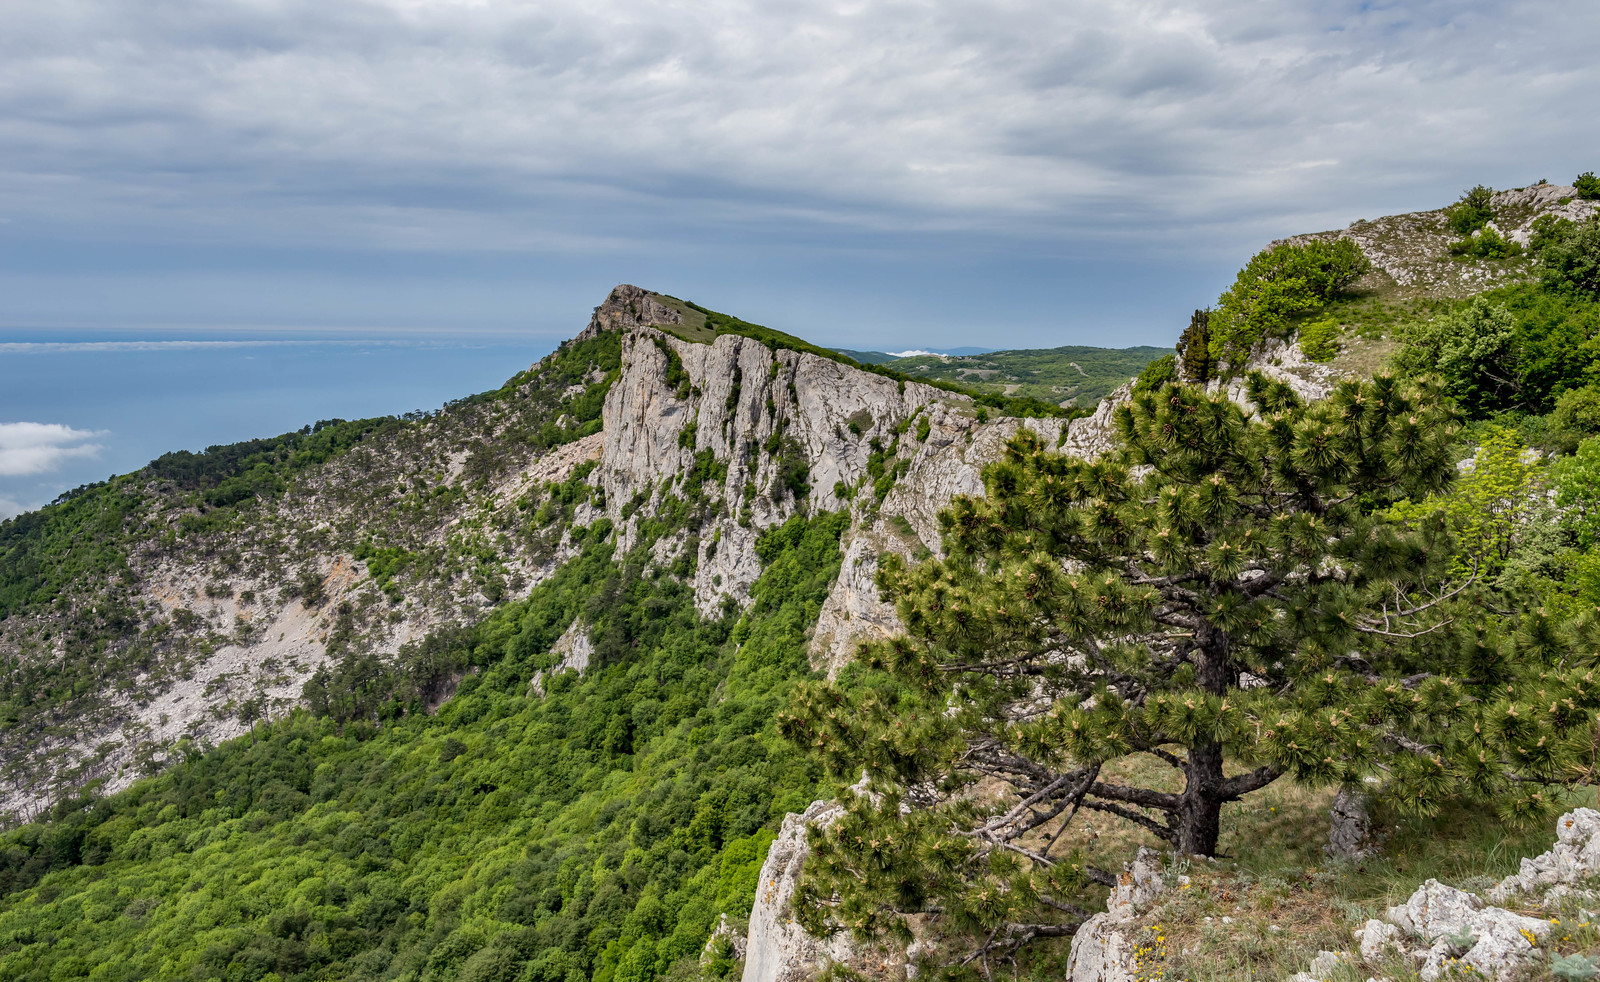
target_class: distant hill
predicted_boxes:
[834,345,997,364]
[876,344,1171,407]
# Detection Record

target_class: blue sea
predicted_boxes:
[0,330,558,518]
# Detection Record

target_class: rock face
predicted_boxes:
[589,318,1115,635]
[577,284,686,340]
[1064,847,1168,982]
[741,800,858,982]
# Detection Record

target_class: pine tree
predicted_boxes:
[781,375,1600,966]
[1176,308,1212,383]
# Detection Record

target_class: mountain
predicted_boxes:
[0,285,1108,822]
[1,181,1599,982]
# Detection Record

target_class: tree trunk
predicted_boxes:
[1176,741,1225,856]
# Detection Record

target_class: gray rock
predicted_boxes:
[703,913,749,965]
[1065,848,1167,982]
[1327,788,1381,860]
[741,800,859,982]
[1489,807,1600,903]
[1384,879,1549,980]
[1356,918,1402,966]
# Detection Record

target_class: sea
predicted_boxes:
[0,329,558,518]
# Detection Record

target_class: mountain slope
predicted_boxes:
[0,286,1111,821]
[2,178,1598,982]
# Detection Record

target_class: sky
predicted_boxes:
[3,0,1599,515]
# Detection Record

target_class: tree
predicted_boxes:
[1554,437,1600,549]
[1131,354,1177,395]
[1539,215,1600,299]
[1401,298,1524,414]
[1576,171,1600,201]
[783,375,1600,967]
[1176,309,1213,383]
[1447,185,1495,235]
[1390,426,1544,577]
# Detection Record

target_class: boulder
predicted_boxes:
[1384,879,1549,981]
[1326,788,1381,860]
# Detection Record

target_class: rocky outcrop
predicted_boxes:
[703,914,749,965]
[576,284,686,340]
[1281,183,1599,298]
[1490,807,1600,903]
[1289,809,1600,981]
[742,800,859,982]
[1064,847,1168,982]
[1216,336,1344,405]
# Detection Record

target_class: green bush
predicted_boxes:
[1446,184,1495,234]
[1207,238,1369,369]
[1297,315,1341,361]
[1539,215,1600,298]
[1554,385,1600,435]
[1130,353,1177,394]
[1575,171,1600,201]
[1448,224,1522,259]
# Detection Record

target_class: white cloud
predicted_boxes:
[0,497,26,521]
[0,423,106,477]
[0,1,1593,255]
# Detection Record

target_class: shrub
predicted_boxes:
[1446,184,1495,234]
[1448,225,1522,260]
[1207,238,1369,368]
[1575,171,1600,201]
[1554,385,1600,435]
[1131,353,1177,394]
[1539,215,1600,298]
[1297,315,1341,361]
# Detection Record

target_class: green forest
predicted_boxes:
[0,510,848,982]
[853,345,1170,408]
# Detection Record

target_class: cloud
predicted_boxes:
[0,0,1594,258]
[0,423,106,477]
[0,497,25,521]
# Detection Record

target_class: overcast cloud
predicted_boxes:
[6,1,1598,248]
[1,0,1597,344]
[2,0,1596,515]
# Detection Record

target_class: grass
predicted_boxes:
[995,750,1600,980]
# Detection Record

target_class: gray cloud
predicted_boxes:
[0,0,1595,257]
